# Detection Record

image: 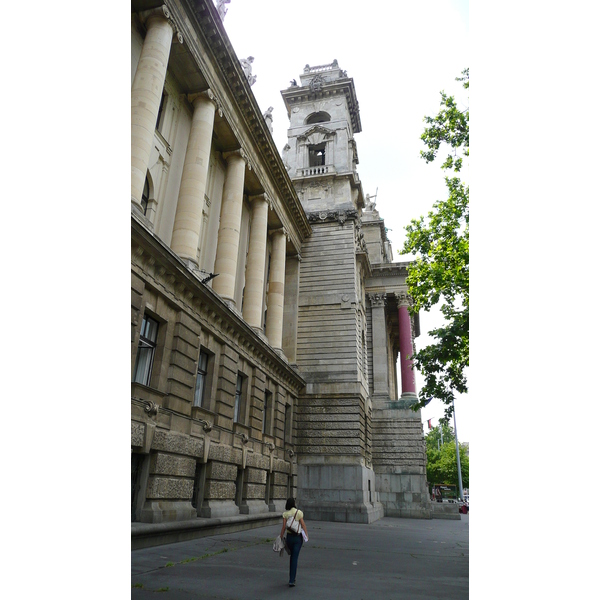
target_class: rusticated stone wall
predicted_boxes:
[372,407,431,518]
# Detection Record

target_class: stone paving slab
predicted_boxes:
[131,515,468,599]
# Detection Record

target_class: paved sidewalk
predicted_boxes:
[131,515,468,599]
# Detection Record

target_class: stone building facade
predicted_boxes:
[131,0,430,549]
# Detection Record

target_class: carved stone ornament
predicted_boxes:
[143,400,159,416]
[307,209,358,224]
[395,291,412,307]
[298,124,335,144]
[368,293,386,307]
[310,74,325,92]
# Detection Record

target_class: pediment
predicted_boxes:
[298,124,336,145]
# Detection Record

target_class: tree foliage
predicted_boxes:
[424,422,455,452]
[403,69,469,419]
[425,425,469,491]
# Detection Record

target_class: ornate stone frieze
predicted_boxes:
[309,74,326,92]
[306,209,358,225]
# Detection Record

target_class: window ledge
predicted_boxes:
[131,382,166,408]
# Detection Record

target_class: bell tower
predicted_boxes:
[281,62,385,524]
[281,60,363,214]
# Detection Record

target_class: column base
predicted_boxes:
[198,500,239,519]
[140,501,196,524]
[239,500,270,516]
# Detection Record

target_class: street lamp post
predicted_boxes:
[453,399,464,502]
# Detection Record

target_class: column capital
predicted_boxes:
[140,5,183,43]
[270,226,289,241]
[394,291,412,307]
[223,148,249,166]
[248,192,270,206]
[368,293,386,307]
[188,89,219,109]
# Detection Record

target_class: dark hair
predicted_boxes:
[285,497,296,511]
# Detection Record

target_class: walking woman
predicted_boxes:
[281,497,308,587]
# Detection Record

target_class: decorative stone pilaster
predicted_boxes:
[265,228,287,349]
[212,150,247,302]
[170,90,218,265]
[368,293,390,399]
[242,194,270,328]
[395,292,417,397]
[131,6,177,212]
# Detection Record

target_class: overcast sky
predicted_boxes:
[220,0,471,443]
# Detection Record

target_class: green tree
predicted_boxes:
[425,425,469,492]
[403,69,469,419]
[425,422,455,452]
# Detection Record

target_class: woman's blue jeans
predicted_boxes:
[286,532,303,584]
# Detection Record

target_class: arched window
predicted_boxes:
[305,111,331,125]
[141,176,150,215]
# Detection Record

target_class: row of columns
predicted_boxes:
[131,7,288,350]
[368,293,416,399]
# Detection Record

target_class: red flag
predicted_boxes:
[427,419,433,430]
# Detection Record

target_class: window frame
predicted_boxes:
[133,315,159,386]
[233,373,244,423]
[193,350,210,408]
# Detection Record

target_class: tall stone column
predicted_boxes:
[396,292,417,398]
[368,293,390,399]
[212,150,247,302]
[265,229,287,349]
[170,91,218,265]
[242,194,270,327]
[131,6,176,211]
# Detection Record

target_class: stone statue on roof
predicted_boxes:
[240,56,257,86]
[263,106,274,133]
[216,0,230,21]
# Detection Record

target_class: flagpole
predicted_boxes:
[453,399,464,501]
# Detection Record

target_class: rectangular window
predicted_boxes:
[262,390,272,434]
[284,404,291,443]
[191,462,207,515]
[193,351,209,408]
[233,374,244,423]
[133,315,159,386]
[308,143,326,166]
[156,90,167,132]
